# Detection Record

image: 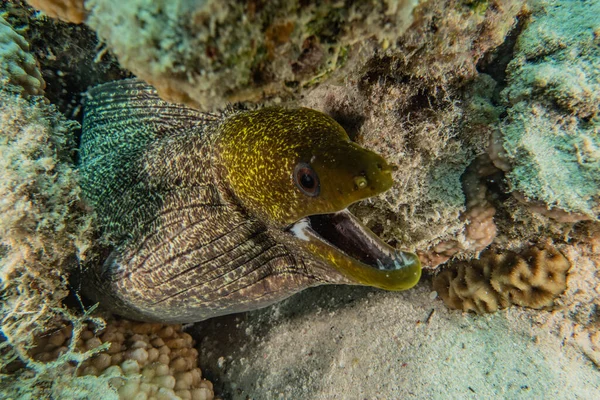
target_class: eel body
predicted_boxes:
[79,79,421,323]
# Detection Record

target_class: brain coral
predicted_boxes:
[432,245,570,314]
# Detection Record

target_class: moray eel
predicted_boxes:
[79,79,421,323]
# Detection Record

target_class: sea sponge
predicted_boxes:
[25,0,86,23]
[492,0,600,219]
[0,15,45,95]
[31,319,215,400]
[433,245,570,313]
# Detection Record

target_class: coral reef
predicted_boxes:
[0,11,114,398]
[2,0,598,396]
[432,245,570,313]
[546,237,600,367]
[0,14,215,398]
[491,0,600,220]
[0,85,93,359]
[0,13,109,399]
[26,0,86,23]
[1,309,116,400]
[71,0,419,111]
[0,85,104,395]
[417,153,499,267]
[0,15,45,95]
[32,319,215,400]
[17,0,533,267]
[301,1,523,266]
[3,1,129,116]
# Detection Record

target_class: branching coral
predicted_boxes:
[433,245,570,313]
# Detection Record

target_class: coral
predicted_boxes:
[31,319,215,400]
[460,158,498,253]
[2,1,129,115]
[300,2,523,266]
[0,42,213,400]
[25,0,86,24]
[432,245,570,313]
[502,0,600,119]
[0,87,93,356]
[492,0,600,219]
[0,15,45,95]
[554,237,600,367]
[495,236,600,368]
[510,191,594,223]
[1,309,116,400]
[389,0,524,87]
[417,153,500,267]
[0,87,98,394]
[79,0,419,110]
[303,73,510,268]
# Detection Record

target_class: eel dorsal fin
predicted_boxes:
[80,78,218,160]
[79,79,222,239]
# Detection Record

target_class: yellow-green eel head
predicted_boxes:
[214,107,421,291]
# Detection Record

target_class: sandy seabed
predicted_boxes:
[194,282,600,399]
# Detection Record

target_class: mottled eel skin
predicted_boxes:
[79,79,421,323]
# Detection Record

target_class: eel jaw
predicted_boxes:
[286,209,421,291]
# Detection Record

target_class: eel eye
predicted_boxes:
[294,162,320,197]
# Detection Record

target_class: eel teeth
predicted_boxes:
[394,251,410,268]
[375,251,411,271]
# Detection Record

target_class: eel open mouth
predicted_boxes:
[286,209,421,290]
